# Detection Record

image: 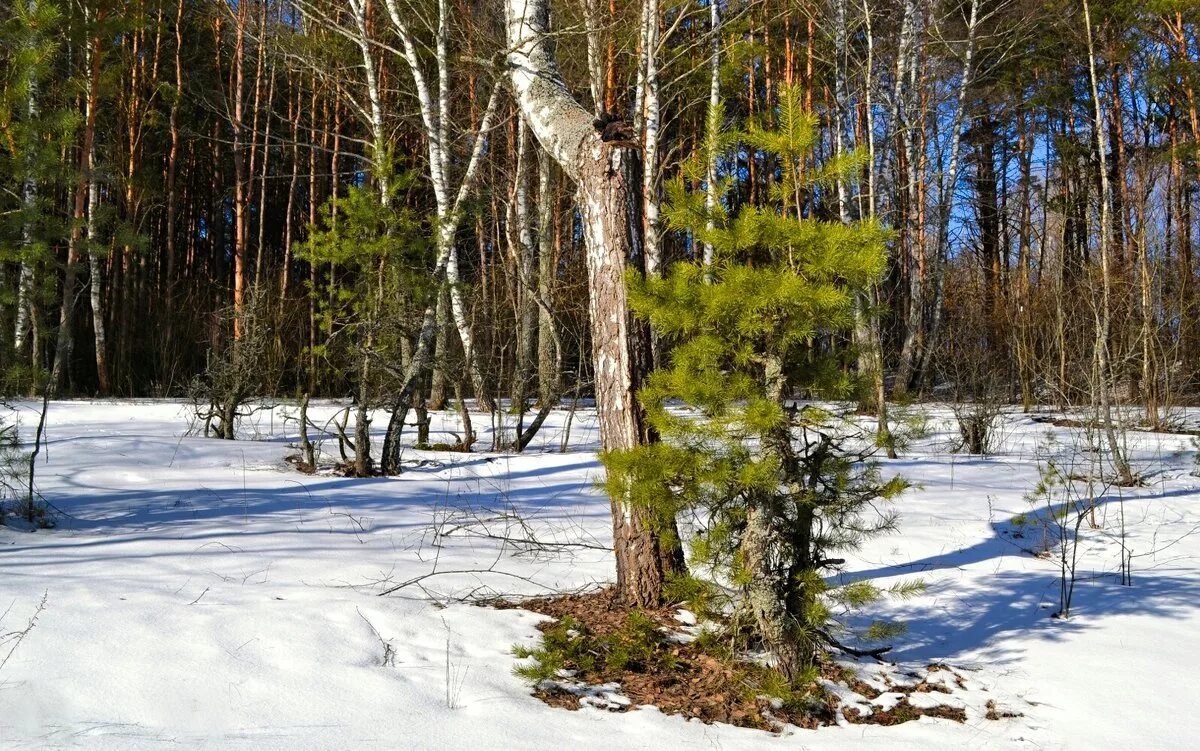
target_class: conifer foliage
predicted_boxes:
[602,85,912,683]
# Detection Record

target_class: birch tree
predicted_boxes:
[702,0,720,267]
[11,0,52,361]
[890,0,924,394]
[507,0,684,606]
[382,0,501,411]
[920,0,983,388]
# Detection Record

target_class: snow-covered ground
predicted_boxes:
[1,400,1198,749]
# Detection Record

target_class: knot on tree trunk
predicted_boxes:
[593,111,638,147]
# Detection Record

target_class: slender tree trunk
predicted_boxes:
[510,122,539,415]
[702,0,720,266]
[536,149,560,407]
[374,69,501,475]
[231,0,249,339]
[13,0,40,359]
[918,0,979,389]
[584,0,605,116]
[852,0,893,455]
[1083,0,1134,486]
[163,0,183,345]
[381,0,499,410]
[428,286,450,409]
[637,0,662,279]
[891,0,922,394]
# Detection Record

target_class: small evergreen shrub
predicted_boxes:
[602,85,916,684]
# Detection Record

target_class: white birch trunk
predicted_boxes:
[584,0,605,116]
[892,0,924,393]
[702,0,721,267]
[88,133,108,394]
[13,0,39,356]
[639,0,662,278]
[511,121,538,405]
[382,0,497,408]
[507,0,683,605]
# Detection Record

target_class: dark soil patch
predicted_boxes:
[986,699,1024,720]
[501,588,969,732]
[844,698,967,725]
[504,588,832,730]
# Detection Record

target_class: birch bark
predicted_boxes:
[507,0,684,606]
[382,0,497,409]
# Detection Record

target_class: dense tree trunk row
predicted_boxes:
[2,0,1197,416]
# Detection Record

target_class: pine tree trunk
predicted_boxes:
[742,501,814,681]
[702,0,721,266]
[230,0,249,339]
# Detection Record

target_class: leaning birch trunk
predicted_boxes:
[507,0,684,606]
[382,0,496,411]
[375,78,501,475]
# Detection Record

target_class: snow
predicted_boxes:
[2,400,1199,749]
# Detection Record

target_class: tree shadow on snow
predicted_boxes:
[835,491,1200,664]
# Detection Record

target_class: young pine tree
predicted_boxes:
[298,175,432,474]
[602,86,912,684]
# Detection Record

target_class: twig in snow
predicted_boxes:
[357,607,396,667]
[0,591,47,673]
[376,568,555,598]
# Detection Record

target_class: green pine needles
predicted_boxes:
[602,85,915,683]
[297,175,432,379]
